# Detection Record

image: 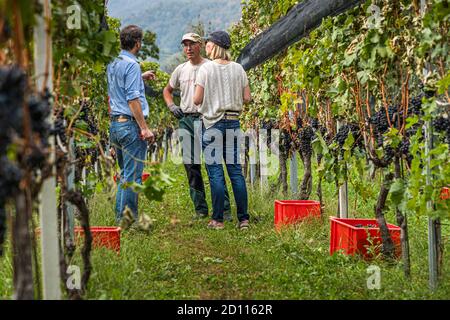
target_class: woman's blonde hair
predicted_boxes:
[208,42,231,61]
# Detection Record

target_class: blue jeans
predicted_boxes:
[202,119,249,223]
[110,120,147,222]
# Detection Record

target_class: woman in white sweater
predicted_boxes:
[194,31,252,230]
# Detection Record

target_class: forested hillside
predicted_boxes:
[107,0,242,68]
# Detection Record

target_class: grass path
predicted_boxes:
[1,160,449,299]
[82,161,450,300]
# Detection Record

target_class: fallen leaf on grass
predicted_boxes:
[170,216,181,225]
[203,257,223,264]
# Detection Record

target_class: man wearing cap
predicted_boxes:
[163,33,231,220]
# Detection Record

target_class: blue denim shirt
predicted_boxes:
[107,50,149,117]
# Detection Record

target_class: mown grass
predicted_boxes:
[1,158,449,299]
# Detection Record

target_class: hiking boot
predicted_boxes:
[238,220,250,230]
[207,220,224,230]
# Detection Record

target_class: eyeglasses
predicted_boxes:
[182,42,199,48]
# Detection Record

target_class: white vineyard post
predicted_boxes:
[66,137,75,242]
[425,119,438,291]
[421,0,439,291]
[248,131,257,187]
[290,153,298,196]
[337,120,348,218]
[163,129,168,163]
[259,131,269,193]
[34,0,61,300]
[82,166,87,186]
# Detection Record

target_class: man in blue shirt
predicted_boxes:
[107,25,155,223]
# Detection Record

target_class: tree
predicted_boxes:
[137,30,160,61]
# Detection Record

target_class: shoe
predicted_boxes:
[224,212,233,222]
[238,220,250,230]
[207,220,224,230]
[119,207,136,230]
[193,213,208,220]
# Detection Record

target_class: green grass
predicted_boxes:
[1,159,450,299]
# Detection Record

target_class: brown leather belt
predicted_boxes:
[223,111,240,120]
[184,113,202,118]
[111,115,148,122]
[111,115,136,122]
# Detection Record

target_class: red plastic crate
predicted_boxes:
[74,226,121,253]
[329,217,401,259]
[113,172,150,183]
[441,187,449,200]
[36,226,121,253]
[274,200,321,229]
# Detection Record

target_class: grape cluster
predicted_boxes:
[409,94,424,116]
[0,66,26,252]
[0,66,26,148]
[28,91,52,140]
[79,100,98,135]
[53,112,67,146]
[368,105,400,135]
[0,157,22,204]
[296,116,303,129]
[260,119,278,130]
[0,66,53,252]
[298,126,314,157]
[0,155,22,255]
[383,145,395,163]
[334,123,361,148]
[311,118,327,139]
[355,224,377,228]
[0,66,26,172]
[432,116,450,145]
[280,129,293,155]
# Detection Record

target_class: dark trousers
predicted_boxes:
[179,114,231,215]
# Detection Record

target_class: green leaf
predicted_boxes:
[390,179,405,206]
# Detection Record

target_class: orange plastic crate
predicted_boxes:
[74,226,121,253]
[441,187,449,200]
[36,226,121,253]
[274,200,321,229]
[329,217,401,259]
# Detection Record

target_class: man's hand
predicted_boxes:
[109,147,116,159]
[169,104,184,119]
[140,128,155,143]
[142,71,156,81]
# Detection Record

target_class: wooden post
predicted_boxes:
[34,0,61,300]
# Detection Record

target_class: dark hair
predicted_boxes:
[120,25,143,51]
